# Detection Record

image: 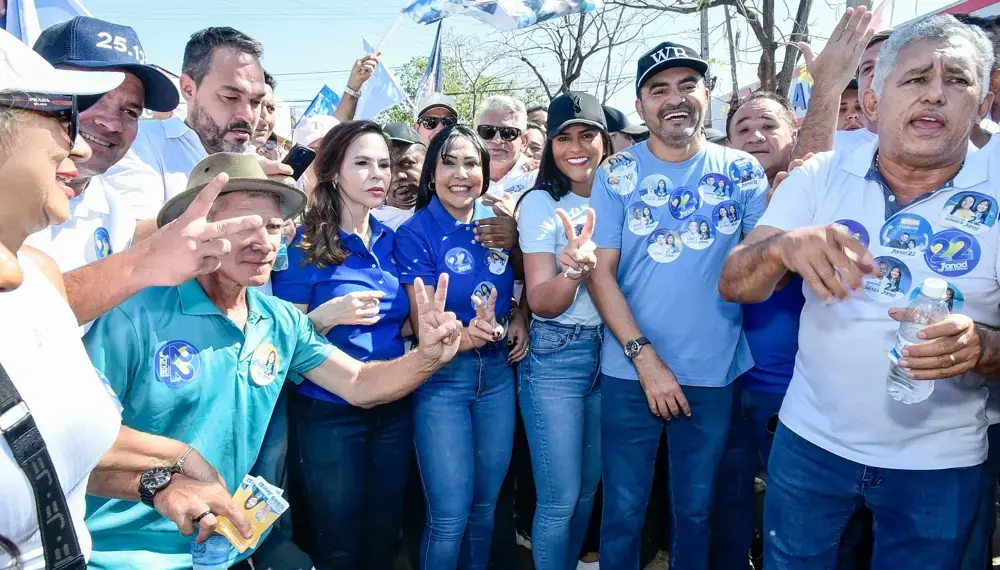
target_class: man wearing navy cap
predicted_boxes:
[589,41,769,570]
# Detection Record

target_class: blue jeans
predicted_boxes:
[962,422,1000,570]
[600,374,735,570]
[414,342,516,570]
[518,320,602,570]
[290,392,413,570]
[765,422,982,569]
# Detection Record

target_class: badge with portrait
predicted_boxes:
[216,475,290,553]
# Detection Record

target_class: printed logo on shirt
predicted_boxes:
[713,201,742,235]
[924,229,981,277]
[93,227,112,260]
[909,281,964,312]
[640,175,673,207]
[863,257,912,303]
[607,169,638,196]
[445,247,475,274]
[250,343,280,387]
[647,229,683,263]
[472,281,496,309]
[627,202,659,236]
[680,216,714,250]
[729,158,761,191]
[486,249,509,275]
[668,187,699,219]
[879,213,932,257]
[834,219,870,247]
[940,192,998,235]
[698,173,733,205]
[155,340,200,388]
[603,152,638,175]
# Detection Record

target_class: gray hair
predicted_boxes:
[872,14,994,101]
[475,95,528,130]
[207,190,280,221]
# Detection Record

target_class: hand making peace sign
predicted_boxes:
[556,207,597,280]
[469,287,504,347]
[413,274,463,364]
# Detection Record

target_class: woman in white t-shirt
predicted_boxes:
[514,92,608,570]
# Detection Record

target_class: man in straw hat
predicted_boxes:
[81,153,464,570]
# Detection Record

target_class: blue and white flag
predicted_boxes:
[355,36,410,120]
[416,22,445,99]
[5,0,92,45]
[295,85,341,128]
[404,0,602,31]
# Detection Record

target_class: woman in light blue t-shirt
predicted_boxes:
[515,92,609,570]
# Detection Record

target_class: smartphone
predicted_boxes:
[281,144,317,181]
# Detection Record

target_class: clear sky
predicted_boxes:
[82,0,959,121]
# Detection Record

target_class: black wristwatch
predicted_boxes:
[624,336,651,360]
[139,467,174,508]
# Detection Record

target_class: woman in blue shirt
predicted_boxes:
[394,125,527,569]
[271,121,411,570]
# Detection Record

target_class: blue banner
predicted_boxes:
[404,0,602,31]
[295,85,341,128]
[416,21,444,99]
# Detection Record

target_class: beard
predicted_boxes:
[649,102,704,148]
[188,103,253,154]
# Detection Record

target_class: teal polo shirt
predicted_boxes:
[81,279,335,570]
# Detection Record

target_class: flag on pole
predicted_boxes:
[404,0,603,31]
[4,0,92,45]
[295,85,341,128]
[416,21,445,100]
[355,36,411,120]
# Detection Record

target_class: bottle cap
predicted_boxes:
[921,277,948,300]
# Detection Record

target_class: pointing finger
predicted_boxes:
[182,173,229,221]
[201,215,263,240]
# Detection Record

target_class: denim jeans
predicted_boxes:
[414,342,516,570]
[600,374,735,570]
[765,422,982,569]
[962,422,1000,570]
[289,391,413,570]
[518,320,602,570]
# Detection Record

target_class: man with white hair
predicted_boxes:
[719,15,1000,567]
[476,95,538,203]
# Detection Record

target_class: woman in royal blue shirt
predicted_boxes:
[271,121,411,570]
[394,125,528,569]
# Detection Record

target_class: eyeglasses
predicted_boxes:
[477,124,522,142]
[0,93,78,142]
[417,115,458,130]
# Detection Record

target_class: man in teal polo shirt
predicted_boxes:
[82,153,462,570]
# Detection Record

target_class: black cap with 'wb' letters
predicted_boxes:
[635,41,709,96]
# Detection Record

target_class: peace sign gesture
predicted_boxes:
[469,287,504,347]
[413,274,462,364]
[556,208,597,280]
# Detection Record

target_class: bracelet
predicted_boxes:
[172,446,193,475]
[344,85,362,99]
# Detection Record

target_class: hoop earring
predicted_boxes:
[428,180,436,191]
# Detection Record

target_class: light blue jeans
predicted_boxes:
[518,320,602,570]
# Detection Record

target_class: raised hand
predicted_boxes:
[773,223,875,302]
[348,54,380,93]
[795,7,875,93]
[312,290,386,331]
[256,155,295,186]
[414,274,462,364]
[474,215,518,249]
[556,208,597,280]
[469,288,504,347]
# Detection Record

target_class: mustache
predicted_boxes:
[226,121,255,133]
[658,103,695,119]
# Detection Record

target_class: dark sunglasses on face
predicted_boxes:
[0,92,78,143]
[417,115,458,130]
[477,124,522,142]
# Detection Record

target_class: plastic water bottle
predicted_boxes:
[274,236,289,272]
[887,277,951,404]
[191,533,232,570]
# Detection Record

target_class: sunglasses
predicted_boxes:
[477,124,522,142]
[0,92,78,142]
[417,115,458,130]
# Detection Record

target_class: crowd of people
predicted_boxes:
[3,5,1000,570]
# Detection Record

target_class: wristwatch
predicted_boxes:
[139,467,174,508]
[624,336,651,360]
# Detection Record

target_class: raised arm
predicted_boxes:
[334,54,379,123]
[524,208,597,318]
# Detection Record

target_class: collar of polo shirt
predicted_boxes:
[428,195,480,235]
[842,139,989,195]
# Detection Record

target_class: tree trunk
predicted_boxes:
[774,0,813,97]
[724,5,740,99]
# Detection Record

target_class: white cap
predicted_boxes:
[292,115,339,148]
[0,29,123,96]
[416,92,457,118]
[921,277,948,300]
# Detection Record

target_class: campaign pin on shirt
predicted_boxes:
[640,175,672,207]
[668,187,699,219]
[681,216,714,250]
[835,219,870,247]
[713,201,742,235]
[939,192,998,236]
[250,343,280,387]
[605,152,639,195]
[924,228,982,278]
[698,173,733,206]
[647,229,683,264]
[863,256,912,303]
[627,201,659,236]
[93,226,113,260]
[445,247,475,274]
[472,281,496,309]
[486,249,509,275]
[155,340,200,388]
[879,213,932,258]
[729,158,760,192]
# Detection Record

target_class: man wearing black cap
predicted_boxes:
[588,41,769,570]
[373,123,426,230]
[604,105,650,152]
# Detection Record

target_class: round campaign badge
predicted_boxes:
[879,213,932,258]
[729,158,760,191]
[713,201,742,235]
[640,175,673,207]
[940,192,998,235]
[863,257,912,303]
[647,229,683,263]
[909,281,964,312]
[698,173,733,205]
[250,343,280,387]
[471,281,496,310]
[924,229,981,278]
[607,169,638,196]
[486,249,509,275]
[445,247,475,274]
[604,152,638,176]
[668,187,700,220]
[627,202,659,236]
[155,340,200,388]
[680,216,714,250]
[93,227,112,260]
[834,219,870,247]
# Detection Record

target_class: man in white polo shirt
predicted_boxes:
[719,15,1000,568]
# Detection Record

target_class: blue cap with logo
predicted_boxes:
[33,16,179,112]
[636,41,709,96]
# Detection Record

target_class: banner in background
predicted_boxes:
[404,0,603,31]
[416,21,445,100]
[295,85,341,128]
[356,36,410,120]
[4,0,91,45]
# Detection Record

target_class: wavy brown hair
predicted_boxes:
[298,120,389,268]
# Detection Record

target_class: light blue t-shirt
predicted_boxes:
[82,280,336,570]
[591,141,769,386]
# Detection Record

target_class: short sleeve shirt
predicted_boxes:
[591,141,769,386]
[82,281,335,570]
[758,139,998,470]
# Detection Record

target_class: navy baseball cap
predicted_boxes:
[636,41,709,96]
[34,17,179,112]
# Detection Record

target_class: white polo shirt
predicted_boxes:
[833,127,876,151]
[760,139,998,470]
[103,116,209,219]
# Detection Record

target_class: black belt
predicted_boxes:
[0,361,86,570]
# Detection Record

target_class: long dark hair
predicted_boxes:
[518,123,611,211]
[299,120,389,267]
[415,125,491,211]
